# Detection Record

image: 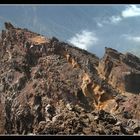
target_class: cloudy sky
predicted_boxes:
[0,4,140,58]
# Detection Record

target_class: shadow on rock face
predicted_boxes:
[76,89,93,111]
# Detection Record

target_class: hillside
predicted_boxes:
[0,22,139,135]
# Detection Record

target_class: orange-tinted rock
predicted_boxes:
[98,47,140,93]
[0,22,139,135]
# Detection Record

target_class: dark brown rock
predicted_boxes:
[98,110,117,124]
[127,119,140,133]
[120,124,134,135]
[4,22,15,30]
[0,22,139,135]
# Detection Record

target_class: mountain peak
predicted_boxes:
[4,22,15,30]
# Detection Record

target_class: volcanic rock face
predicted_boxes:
[0,22,139,135]
[98,47,140,93]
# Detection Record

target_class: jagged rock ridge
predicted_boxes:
[98,47,140,93]
[0,22,139,135]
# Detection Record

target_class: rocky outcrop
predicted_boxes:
[0,22,139,135]
[98,47,140,93]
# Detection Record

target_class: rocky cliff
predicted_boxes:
[0,22,139,135]
[98,47,140,93]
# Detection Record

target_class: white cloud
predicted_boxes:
[122,5,140,18]
[97,5,140,26]
[97,22,103,27]
[123,34,140,42]
[97,15,122,27]
[110,15,122,24]
[128,36,140,42]
[68,30,98,50]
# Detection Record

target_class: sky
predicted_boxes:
[0,4,140,58]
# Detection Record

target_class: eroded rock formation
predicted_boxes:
[0,22,139,135]
[98,47,140,93]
